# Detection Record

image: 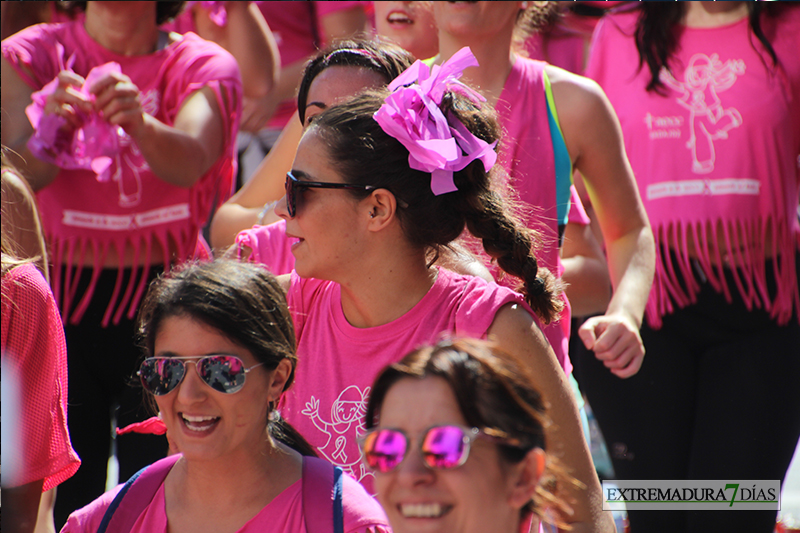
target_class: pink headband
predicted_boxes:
[373,47,498,196]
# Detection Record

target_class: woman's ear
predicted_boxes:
[508,447,546,510]
[267,359,293,402]
[365,188,399,231]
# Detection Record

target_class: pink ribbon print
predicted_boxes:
[25,61,125,182]
[373,47,498,196]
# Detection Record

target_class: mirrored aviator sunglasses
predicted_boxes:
[137,355,265,396]
[359,425,482,473]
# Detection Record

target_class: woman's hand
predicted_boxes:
[45,70,92,129]
[89,71,146,139]
[578,312,645,378]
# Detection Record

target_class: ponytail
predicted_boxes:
[268,410,318,457]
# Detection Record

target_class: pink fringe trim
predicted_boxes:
[645,216,799,329]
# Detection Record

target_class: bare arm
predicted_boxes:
[92,73,226,188]
[0,58,61,190]
[488,305,614,533]
[192,1,278,99]
[240,59,306,134]
[561,220,612,317]
[548,64,656,378]
[209,112,303,249]
[3,479,45,533]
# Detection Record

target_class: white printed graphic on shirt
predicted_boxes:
[660,53,745,174]
[302,385,373,483]
[110,88,160,207]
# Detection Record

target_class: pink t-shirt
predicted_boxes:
[61,458,389,533]
[2,22,242,326]
[1,263,80,491]
[279,267,538,493]
[586,6,800,327]
[236,219,295,275]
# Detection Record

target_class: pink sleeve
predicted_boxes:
[341,472,392,533]
[453,274,538,337]
[235,220,295,275]
[60,485,124,533]
[567,185,591,225]
[2,24,64,89]
[1,265,80,492]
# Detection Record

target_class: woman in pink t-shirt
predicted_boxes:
[363,338,577,533]
[272,49,613,532]
[61,260,391,533]
[583,3,800,532]
[1,1,243,525]
[431,2,655,379]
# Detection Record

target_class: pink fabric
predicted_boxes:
[235,219,295,275]
[279,267,539,494]
[1,263,80,492]
[375,47,497,196]
[3,22,243,327]
[586,7,800,327]
[61,461,389,533]
[26,61,123,182]
[116,416,168,436]
[467,56,576,374]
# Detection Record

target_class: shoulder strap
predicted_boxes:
[97,454,181,533]
[302,456,344,533]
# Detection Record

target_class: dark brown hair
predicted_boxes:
[136,258,316,456]
[365,338,576,527]
[635,3,780,94]
[296,39,414,125]
[307,90,563,323]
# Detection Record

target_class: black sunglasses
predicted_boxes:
[284,171,375,217]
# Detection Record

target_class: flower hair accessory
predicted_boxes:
[373,47,498,196]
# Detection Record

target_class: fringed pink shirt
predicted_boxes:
[2,22,243,326]
[586,7,800,327]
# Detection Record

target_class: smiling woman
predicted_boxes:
[363,338,576,533]
[59,259,392,533]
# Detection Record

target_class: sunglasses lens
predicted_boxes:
[139,358,186,396]
[422,426,469,470]
[362,429,407,473]
[285,174,295,217]
[197,356,247,394]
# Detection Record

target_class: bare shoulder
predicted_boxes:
[544,64,608,120]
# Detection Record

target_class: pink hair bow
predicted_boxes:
[25,61,125,182]
[373,47,498,196]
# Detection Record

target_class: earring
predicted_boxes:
[370,210,376,218]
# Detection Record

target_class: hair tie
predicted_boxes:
[530,277,546,296]
[373,47,498,196]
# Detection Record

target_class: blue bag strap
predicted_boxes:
[97,454,181,533]
[302,456,344,533]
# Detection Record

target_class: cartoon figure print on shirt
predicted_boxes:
[301,385,372,483]
[661,53,744,174]
[111,88,160,207]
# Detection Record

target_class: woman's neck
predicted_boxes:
[436,34,516,107]
[683,1,748,28]
[168,440,301,513]
[83,2,160,56]
[338,249,437,329]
